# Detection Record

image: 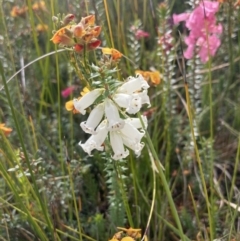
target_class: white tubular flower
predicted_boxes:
[113,74,150,115]
[120,122,145,143]
[113,93,141,114]
[80,103,104,134]
[113,93,131,109]
[110,131,129,160]
[126,94,142,114]
[125,116,148,129]
[79,120,108,156]
[105,98,125,131]
[121,136,144,157]
[113,92,149,115]
[139,90,151,107]
[117,74,149,94]
[73,88,104,115]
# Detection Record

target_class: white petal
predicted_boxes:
[110,131,129,160]
[79,120,108,155]
[113,93,131,109]
[139,90,151,107]
[122,136,144,157]
[117,74,149,94]
[73,88,104,115]
[80,103,104,134]
[79,138,101,156]
[125,116,148,129]
[126,94,142,114]
[120,122,145,143]
[105,99,125,131]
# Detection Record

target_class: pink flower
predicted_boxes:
[184,35,196,59]
[135,30,150,39]
[196,35,221,63]
[61,86,75,98]
[173,13,190,24]
[173,1,222,63]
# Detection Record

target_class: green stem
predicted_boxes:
[229,135,240,200]
[67,164,83,241]
[138,113,189,241]
[54,45,64,175]
[116,161,134,227]
[205,17,215,238]
[227,3,234,86]
[130,155,140,225]
[184,83,213,240]
[0,62,55,240]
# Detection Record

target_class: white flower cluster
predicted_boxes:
[73,74,150,160]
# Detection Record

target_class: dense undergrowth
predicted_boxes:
[0,0,240,240]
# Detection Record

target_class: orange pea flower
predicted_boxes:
[73,24,85,38]
[87,39,101,50]
[74,44,84,53]
[234,0,240,6]
[10,6,28,18]
[102,48,122,60]
[51,14,102,52]
[74,39,101,53]
[90,26,102,38]
[80,15,95,27]
[50,25,75,46]
[62,14,75,25]
[149,71,161,85]
[0,123,12,136]
[135,70,161,85]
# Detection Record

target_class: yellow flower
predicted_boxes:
[80,87,90,96]
[65,100,79,114]
[121,237,134,241]
[65,87,90,114]
[36,24,48,32]
[0,123,12,136]
[108,231,123,241]
[102,48,122,60]
[32,1,46,11]
[117,227,141,239]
